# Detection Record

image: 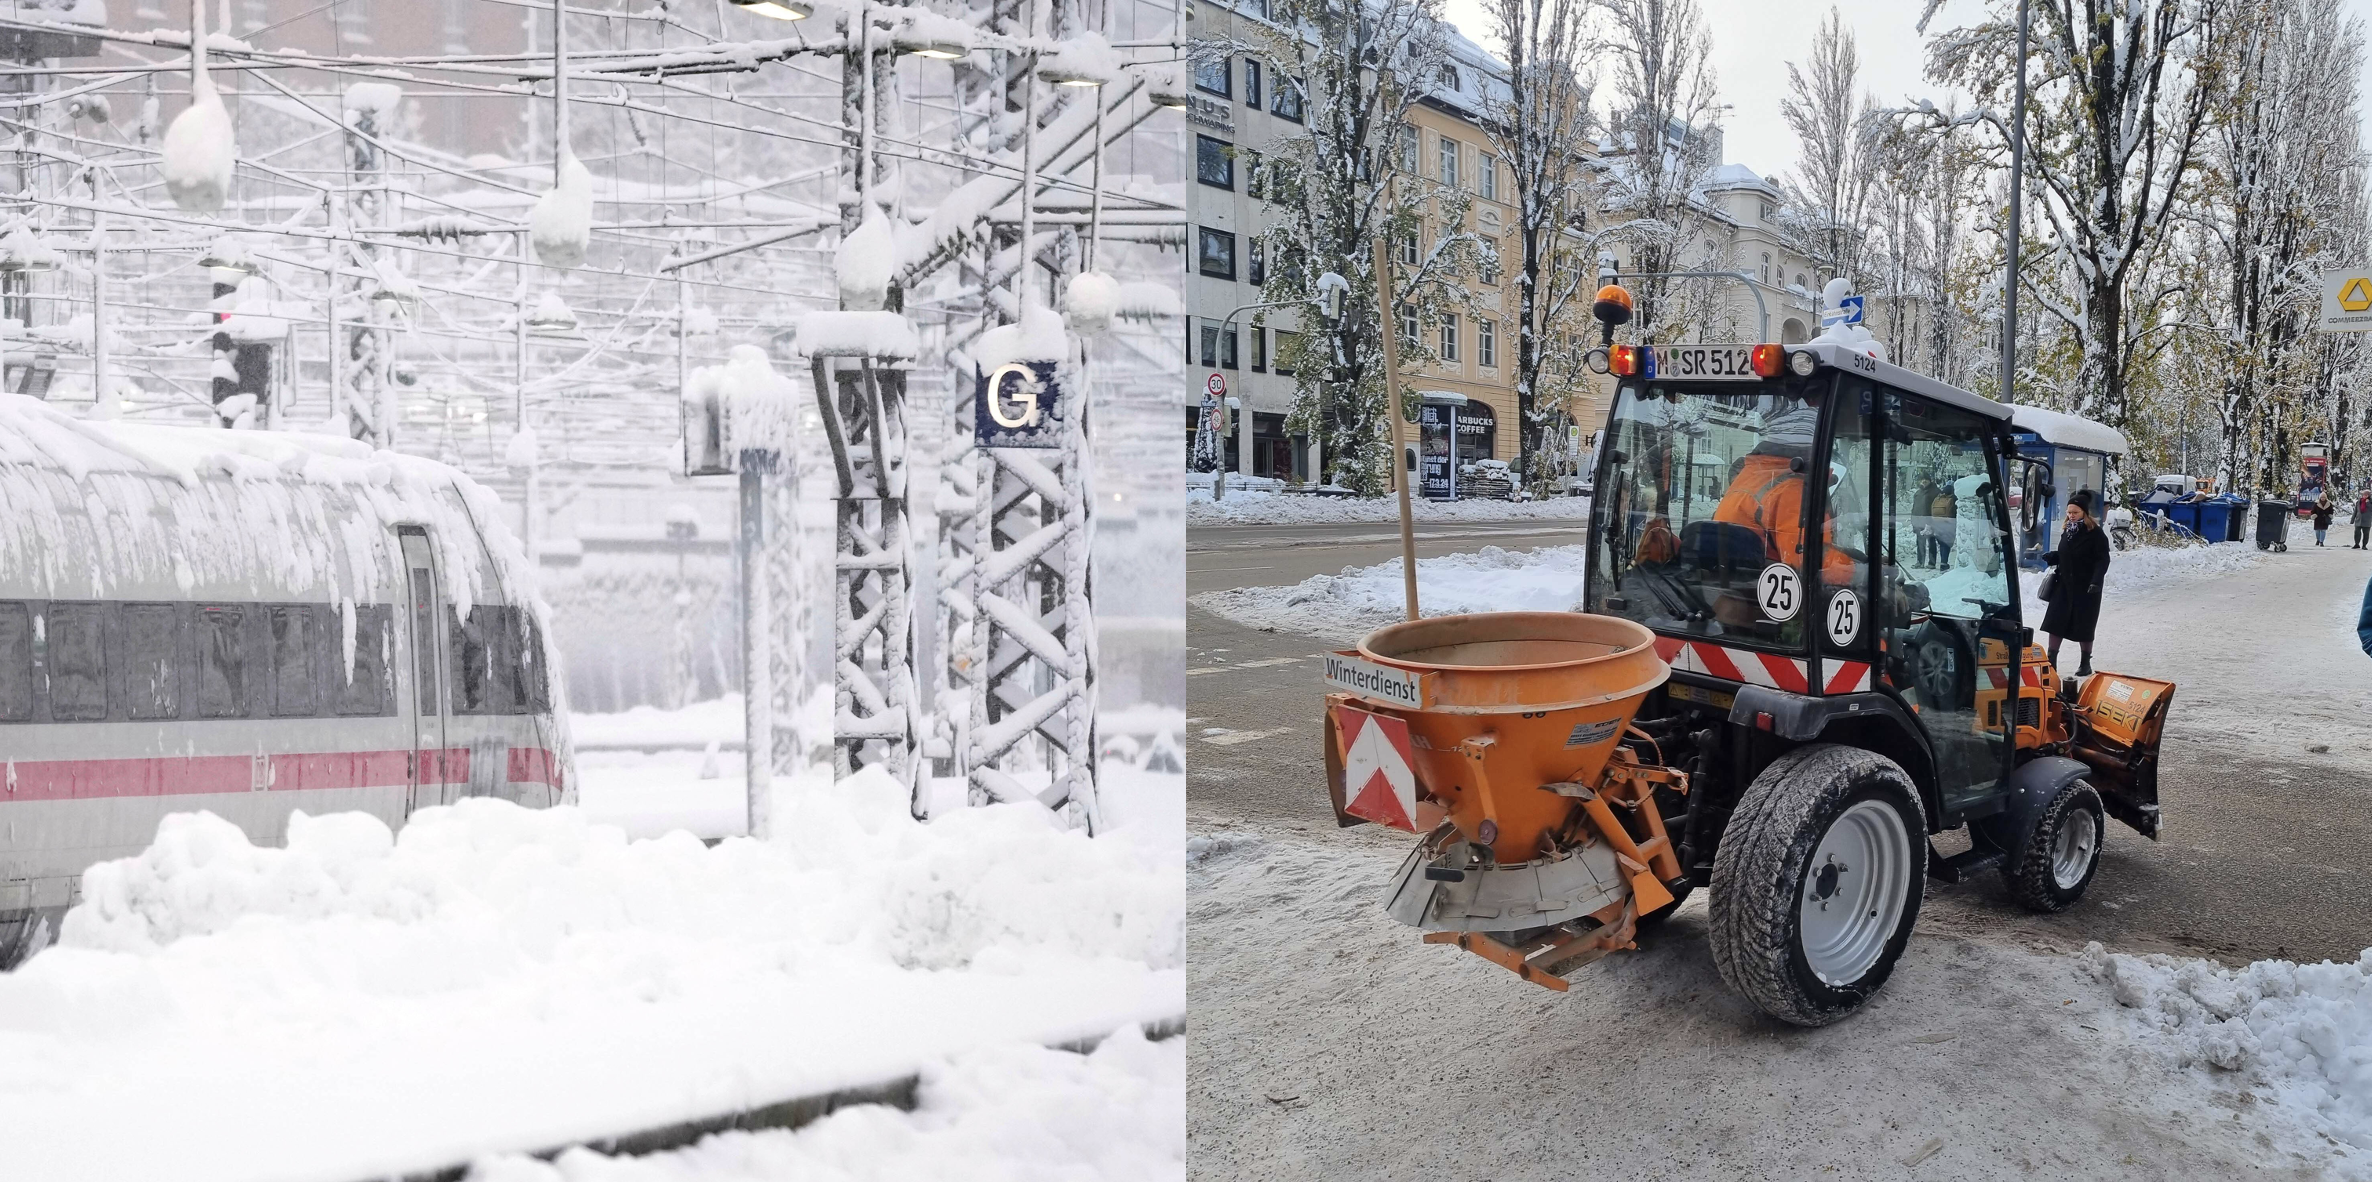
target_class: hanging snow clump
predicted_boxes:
[835,204,895,310]
[530,151,594,269]
[162,75,236,212]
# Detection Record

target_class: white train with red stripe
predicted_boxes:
[0,395,570,962]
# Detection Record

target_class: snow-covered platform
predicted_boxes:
[0,767,1183,1182]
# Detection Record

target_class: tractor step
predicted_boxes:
[1927,841,2004,883]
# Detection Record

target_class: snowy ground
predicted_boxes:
[1188,534,2372,1176]
[1192,535,2270,647]
[472,1026,1183,1182]
[0,764,1183,1182]
[1187,488,1593,527]
[1190,827,2360,1181]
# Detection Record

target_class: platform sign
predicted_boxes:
[1333,702,1419,831]
[2321,270,2372,332]
[975,361,1063,448]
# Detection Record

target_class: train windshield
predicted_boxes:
[1587,373,1837,651]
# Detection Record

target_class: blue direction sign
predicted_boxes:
[975,361,1064,448]
[1822,294,1866,328]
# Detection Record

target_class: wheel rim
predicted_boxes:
[2051,805,2099,890]
[1798,799,1912,987]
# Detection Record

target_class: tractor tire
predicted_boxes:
[2002,778,2105,913]
[1709,745,1926,1027]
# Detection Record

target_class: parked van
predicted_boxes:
[0,395,570,962]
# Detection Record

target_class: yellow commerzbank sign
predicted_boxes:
[2320,269,2372,331]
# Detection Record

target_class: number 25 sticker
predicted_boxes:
[1825,589,1861,646]
[1757,563,1802,622]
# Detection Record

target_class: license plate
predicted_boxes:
[1324,651,1426,710]
[1669,682,1735,710]
[1655,345,1759,380]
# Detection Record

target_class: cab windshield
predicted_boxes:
[1587,374,1837,651]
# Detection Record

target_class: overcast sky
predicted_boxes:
[1435,0,2372,189]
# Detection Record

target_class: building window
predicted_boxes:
[1439,314,1459,364]
[1195,56,1230,98]
[1480,154,1498,201]
[1252,324,1268,371]
[1399,127,1417,173]
[1196,135,1234,190]
[1400,305,1418,347]
[1761,253,1771,285]
[1244,60,1262,109]
[1438,64,1459,90]
[1480,237,1500,286]
[1248,240,1265,285]
[1479,317,1496,368]
[1759,201,1774,221]
[1198,227,1237,279]
[1400,232,1419,266]
[1271,77,1305,122]
[1795,272,1807,289]
[1200,322,1220,367]
[1438,137,1459,188]
[1274,329,1301,376]
[1246,150,1265,199]
[1221,324,1239,369]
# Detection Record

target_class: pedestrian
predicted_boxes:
[2041,489,2110,677]
[1929,482,1957,568]
[2354,488,2370,549]
[2315,493,2335,547]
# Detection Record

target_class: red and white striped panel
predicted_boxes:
[1982,665,2045,691]
[1653,637,1872,697]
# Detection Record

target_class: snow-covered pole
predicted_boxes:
[742,458,772,838]
[1373,183,1418,621]
[516,232,535,558]
[1085,97,1103,271]
[87,171,111,419]
[2000,0,2028,410]
[1016,46,1038,314]
[551,0,569,186]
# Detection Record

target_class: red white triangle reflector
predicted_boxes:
[1335,703,1419,832]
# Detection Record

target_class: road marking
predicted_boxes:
[1188,656,1308,676]
[1191,565,1275,573]
[1201,727,1294,746]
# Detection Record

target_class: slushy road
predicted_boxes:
[1188,521,2372,1181]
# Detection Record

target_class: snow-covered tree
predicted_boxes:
[1239,0,1477,493]
[1774,7,1880,294]
[1928,0,2215,484]
[1477,0,1599,491]
[1590,0,1723,342]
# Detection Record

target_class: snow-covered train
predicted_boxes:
[0,395,571,963]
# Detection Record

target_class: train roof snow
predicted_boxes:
[0,393,534,609]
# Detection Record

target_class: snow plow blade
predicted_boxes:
[2069,672,2175,839]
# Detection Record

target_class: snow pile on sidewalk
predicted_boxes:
[0,768,1183,1182]
[1192,545,1588,643]
[2089,942,2372,1171]
[573,693,747,750]
[1187,488,1593,527]
[470,1026,1183,1182]
[2018,539,2266,604]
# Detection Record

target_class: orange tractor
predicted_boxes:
[1323,340,2174,1025]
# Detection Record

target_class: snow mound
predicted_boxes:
[794,309,919,360]
[1192,544,1589,643]
[530,151,595,269]
[161,76,236,212]
[1187,489,1594,526]
[975,305,1069,368]
[469,1027,1184,1181]
[2089,941,2372,1162]
[2015,536,2264,605]
[50,767,1180,974]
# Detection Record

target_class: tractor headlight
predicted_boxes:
[1584,347,1611,375]
[1787,349,1818,377]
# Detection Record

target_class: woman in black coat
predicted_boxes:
[2041,488,2111,676]
[2313,494,2335,546]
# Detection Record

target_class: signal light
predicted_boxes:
[1751,344,1783,378]
[1609,345,1639,377]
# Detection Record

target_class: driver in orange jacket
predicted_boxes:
[1714,452,1857,586]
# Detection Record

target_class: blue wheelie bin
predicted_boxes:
[2256,499,2294,551]
[2193,497,2233,544]
[2219,493,2250,541]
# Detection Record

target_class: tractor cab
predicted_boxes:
[1583,341,2165,839]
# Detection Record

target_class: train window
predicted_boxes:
[449,605,514,715]
[122,604,181,720]
[196,606,247,718]
[270,606,317,717]
[519,612,550,713]
[0,602,29,721]
[47,603,107,721]
[334,604,396,717]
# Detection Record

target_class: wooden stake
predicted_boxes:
[1372,189,1419,622]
